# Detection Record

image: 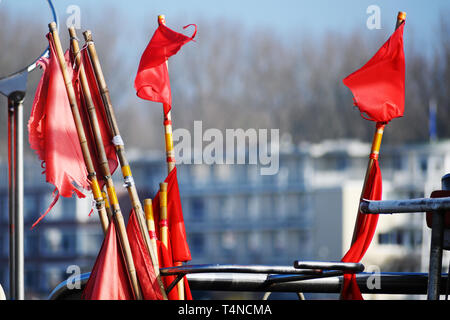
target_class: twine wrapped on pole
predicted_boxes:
[82,30,167,300]
[68,26,143,300]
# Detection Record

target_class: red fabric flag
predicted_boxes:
[156,239,193,300]
[340,159,382,300]
[157,239,180,300]
[152,167,191,263]
[134,23,196,115]
[28,33,90,227]
[126,209,164,300]
[83,222,134,300]
[343,23,405,123]
[74,48,118,185]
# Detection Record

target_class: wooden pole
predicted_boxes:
[67,26,143,300]
[144,198,160,270]
[46,23,110,237]
[82,30,168,300]
[158,14,185,299]
[350,12,406,245]
[159,183,169,248]
[102,189,113,221]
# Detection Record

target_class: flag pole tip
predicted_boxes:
[83,30,93,41]
[68,26,76,36]
[144,199,153,206]
[48,22,57,31]
[158,15,166,25]
[160,182,168,191]
[397,11,406,21]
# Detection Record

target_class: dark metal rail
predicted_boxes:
[47,271,449,300]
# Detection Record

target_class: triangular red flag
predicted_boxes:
[83,222,135,300]
[74,48,118,185]
[126,209,164,300]
[340,159,382,300]
[28,33,90,227]
[152,167,191,263]
[134,23,196,115]
[343,23,405,123]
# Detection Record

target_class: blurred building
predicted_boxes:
[0,139,449,299]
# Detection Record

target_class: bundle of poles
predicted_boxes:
[47,18,185,300]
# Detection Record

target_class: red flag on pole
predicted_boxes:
[340,21,405,299]
[28,33,90,227]
[152,167,191,263]
[126,209,164,300]
[83,222,134,300]
[134,22,196,115]
[343,23,405,123]
[341,160,382,300]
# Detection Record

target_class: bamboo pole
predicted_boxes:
[159,183,169,248]
[47,23,110,237]
[67,26,143,300]
[82,30,168,300]
[157,14,186,300]
[350,12,406,245]
[102,189,113,221]
[144,198,160,270]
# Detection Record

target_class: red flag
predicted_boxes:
[28,33,89,227]
[343,23,405,123]
[341,159,382,300]
[156,238,193,300]
[74,48,118,185]
[126,209,164,300]
[152,167,191,263]
[83,222,134,300]
[134,23,196,115]
[157,239,179,300]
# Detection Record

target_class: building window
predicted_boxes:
[25,233,40,257]
[24,194,39,223]
[190,233,205,256]
[191,198,204,221]
[378,228,422,248]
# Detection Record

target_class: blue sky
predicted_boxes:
[3,0,449,53]
[57,0,449,40]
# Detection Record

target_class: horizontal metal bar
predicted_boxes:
[360,197,450,214]
[266,270,344,284]
[186,272,449,295]
[293,261,364,272]
[159,264,323,276]
[47,271,449,299]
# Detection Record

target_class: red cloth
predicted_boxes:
[156,239,193,300]
[343,23,405,123]
[83,222,135,300]
[341,160,382,300]
[134,23,196,115]
[126,209,164,300]
[28,33,89,227]
[152,167,191,262]
[75,48,118,185]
